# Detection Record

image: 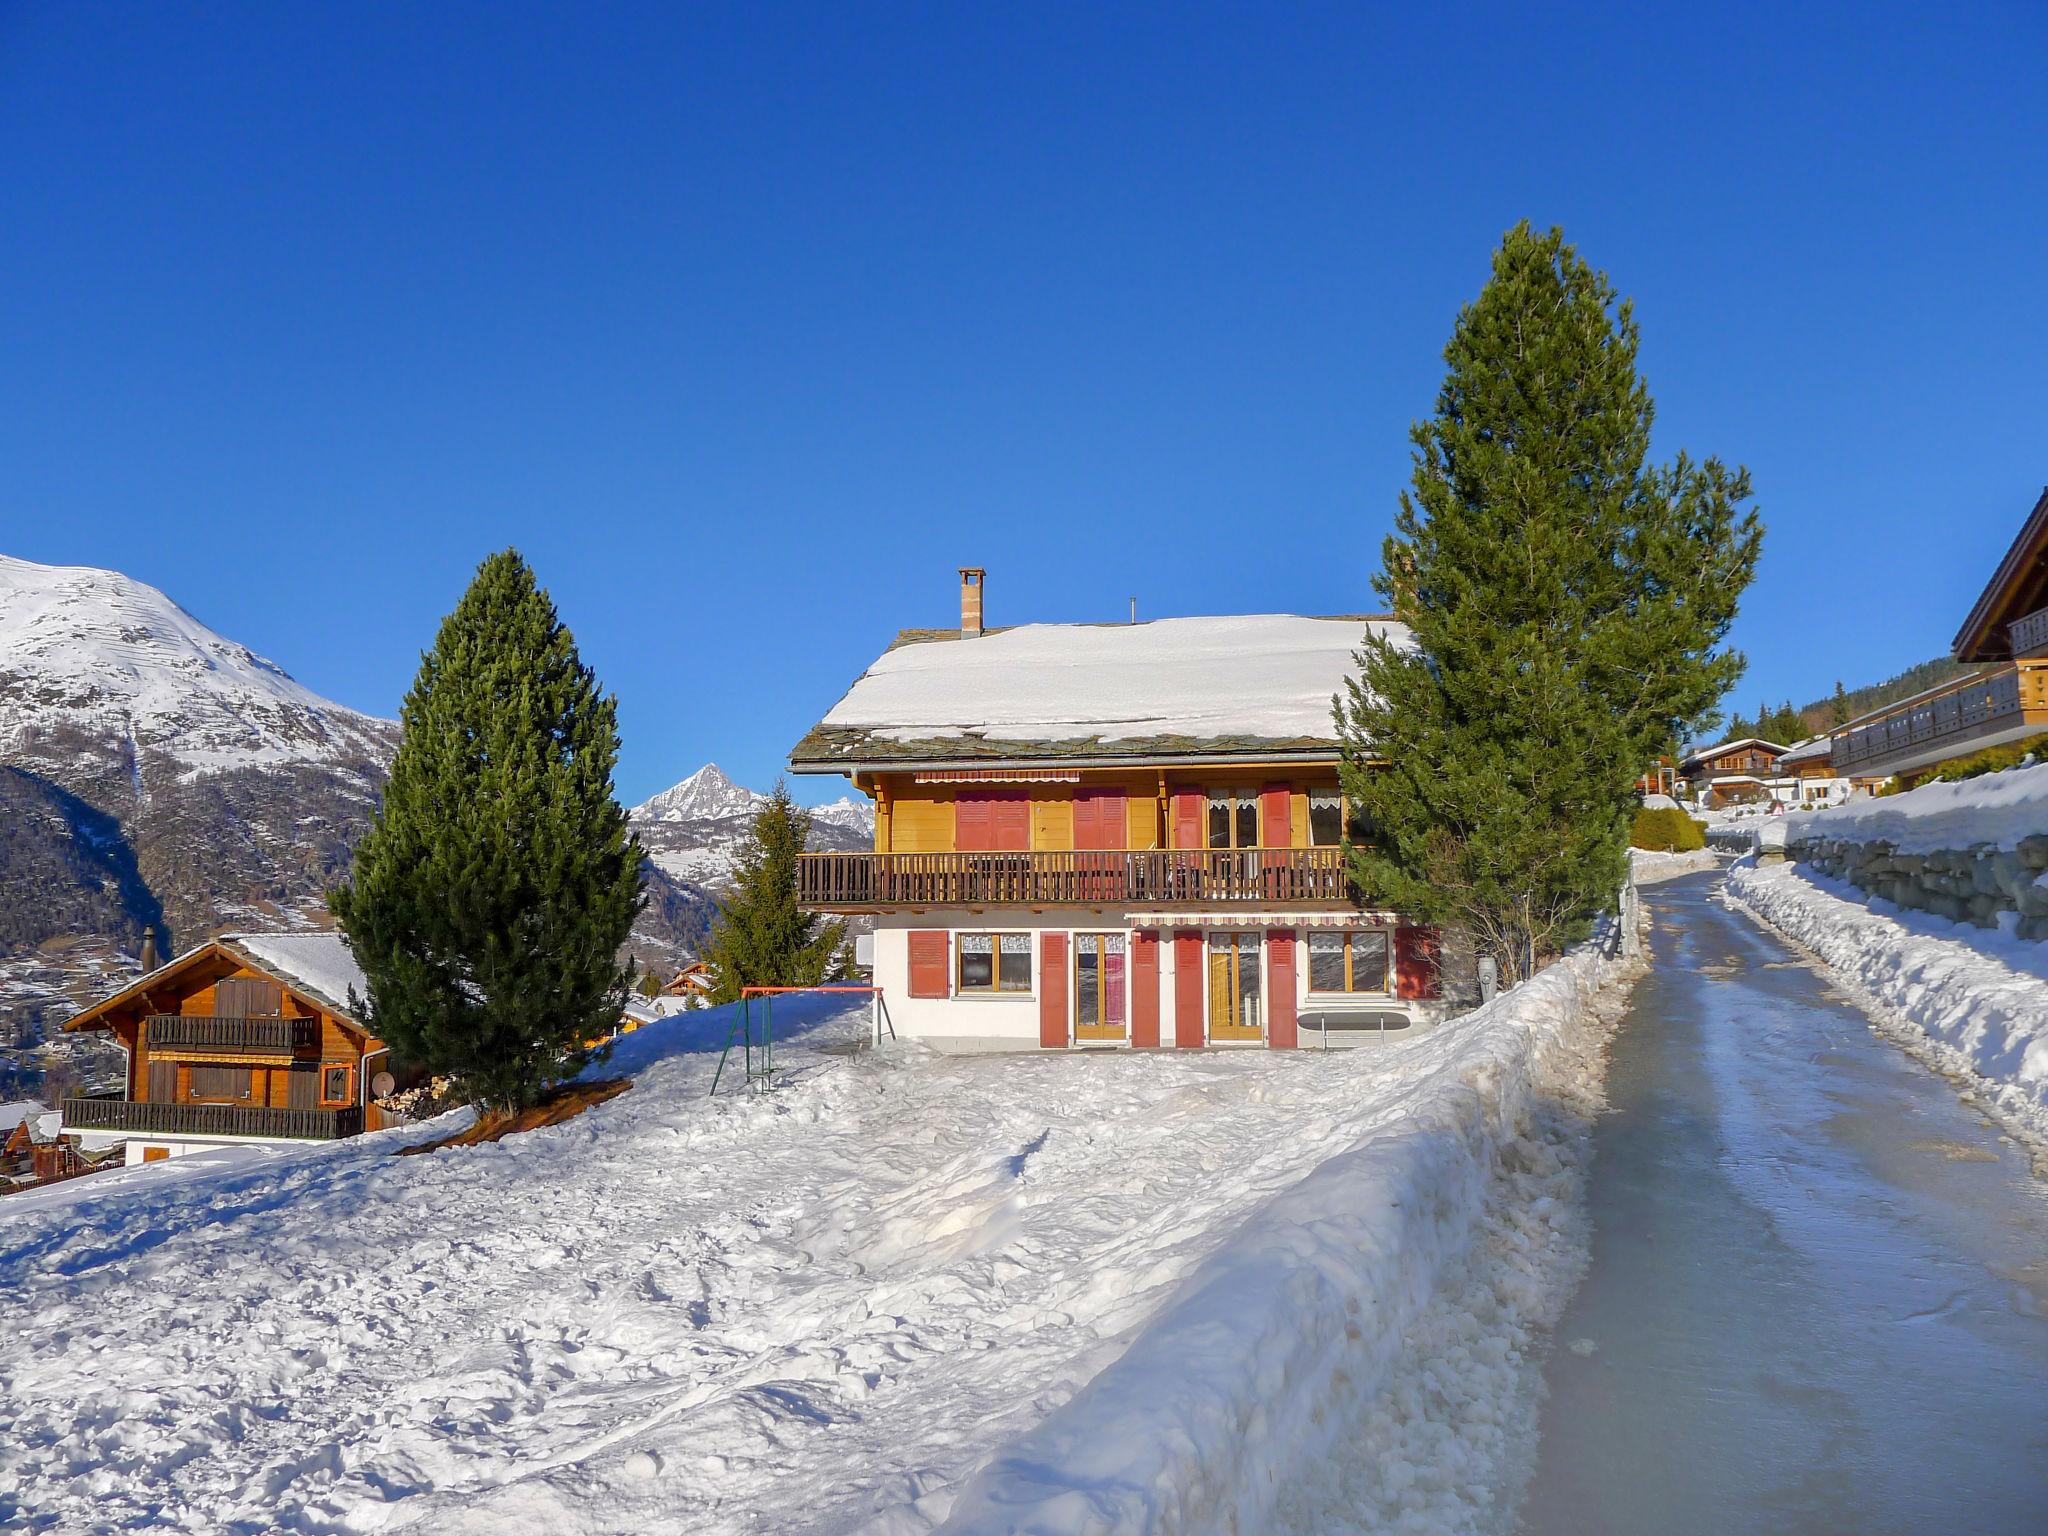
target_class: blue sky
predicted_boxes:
[3,2,2044,805]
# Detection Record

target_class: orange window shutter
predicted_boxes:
[1394,926,1443,1000]
[1039,932,1069,1049]
[994,794,1031,851]
[955,795,992,852]
[1173,930,1205,1048]
[908,931,950,998]
[1260,784,1292,848]
[1266,930,1298,1049]
[1131,930,1161,1047]
[1171,791,1204,850]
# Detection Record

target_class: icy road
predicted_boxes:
[1519,871,2048,1536]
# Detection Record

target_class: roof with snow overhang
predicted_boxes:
[789,614,1407,770]
[61,931,370,1036]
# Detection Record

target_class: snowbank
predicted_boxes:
[1786,760,2048,855]
[937,937,1632,1536]
[1727,860,2048,1142]
[1628,847,1719,884]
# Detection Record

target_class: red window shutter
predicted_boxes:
[908,930,950,998]
[1260,784,1292,848]
[1394,926,1442,1000]
[1173,929,1205,1048]
[1131,930,1161,1048]
[955,795,992,852]
[994,794,1030,851]
[1074,789,1126,850]
[1266,930,1297,1049]
[1040,932,1069,1049]
[1171,791,1205,851]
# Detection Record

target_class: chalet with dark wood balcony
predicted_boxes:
[787,570,1447,1053]
[57,931,402,1165]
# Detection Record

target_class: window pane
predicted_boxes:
[1350,931,1389,992]
[1308,932,1346,992]
[1075,947,1098,1025]
[1236,795,1258,849]
[1207,792,1231,848]
[324,1067,348,1103]
[959,934,994,990]
[1309,792,1343,847]
[998,934,1032,991]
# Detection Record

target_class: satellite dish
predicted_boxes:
[371,1071,396,1099]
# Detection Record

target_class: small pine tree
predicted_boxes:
[330,550,644,1113]
[700,783,848,1004]
[1828,680,1852,729]
[1338,223,1761,981]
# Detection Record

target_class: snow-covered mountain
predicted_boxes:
[630,765,874,889]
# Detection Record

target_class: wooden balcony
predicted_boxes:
[2009,604,2048,658]
[145,1014,318,1058]
[61,1098,362,1142]
[797,846,1354,910]
[1831,659,2048,776]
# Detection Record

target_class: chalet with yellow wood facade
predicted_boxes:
[58,931,402,1165]
[790,571,1447,1052]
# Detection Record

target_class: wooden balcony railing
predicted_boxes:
[797,847,1354,909]
[145,1015,318,1056]
[2009,604,2048,658]
[61,1098,363,1141]
[1832,660,2048,771]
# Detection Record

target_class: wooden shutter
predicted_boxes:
[147,1060,176,1104]
[908,930,950,998]
[993,794,1030,851]
[1394,926,1443,1000]
[1073,789,1126,850]
[1173,930,1205,1048]
[1171,791,1205,850]
[1130,930,1161,1048]
[1266,930,1298,1049]
[216,977,282,1017]
[955,795,993,852]
[1259,785,1292,849]
[1040,932,1069,1049]
[287,1065,318,1109]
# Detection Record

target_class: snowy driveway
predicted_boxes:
[0,1000,1435,1534]
[1520,873,2048,1535]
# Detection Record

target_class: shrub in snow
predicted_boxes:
[1630,805,1706,852]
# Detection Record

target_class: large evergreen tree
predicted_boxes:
[331,550,643,1112]
[1338,223,1761,981]
[701,783,848,1004]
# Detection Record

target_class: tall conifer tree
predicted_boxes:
[701,783,848,1004]
[1338,223,1761,980]
[331,550,643,1111]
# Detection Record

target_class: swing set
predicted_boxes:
[709,984,896,1096]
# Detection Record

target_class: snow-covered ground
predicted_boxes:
[1727,859,2048,1144]
[1628,847,1719,884]
[1785,759,2048,853]
[1,943,1632,1536]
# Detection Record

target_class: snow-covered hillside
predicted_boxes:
[0,941,1631,1535]
[630,765,873,888]
[0,554,392,779]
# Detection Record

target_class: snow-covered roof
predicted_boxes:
[0,1101,47,1136]
[1679,736,1790,770]
[1778,735,1833,766]
[222,931,369,1019]
[791,615,1407,767]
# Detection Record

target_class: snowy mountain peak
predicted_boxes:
[631,764,766,824]
[0,553,395,778]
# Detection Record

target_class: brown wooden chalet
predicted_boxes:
[1830,485,2048,779]
[58,931,400,1162]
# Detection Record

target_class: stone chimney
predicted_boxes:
[959,567,985,638]
[140,925,158,972]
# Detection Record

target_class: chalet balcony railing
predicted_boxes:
[2009,605,2048,658]
[60,1098,363,1141]
[1832,660,2048,771]
[797,847,1353,909]
[144,1015,319,1056]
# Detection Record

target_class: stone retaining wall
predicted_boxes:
[1789,831,2048,939]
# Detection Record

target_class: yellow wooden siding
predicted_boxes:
[1291,791,1309,848]
[1032,796,1073,850]
[1125,792,1158,849]
[892,795,953,853]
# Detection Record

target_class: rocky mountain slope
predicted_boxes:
[0,556,721,1090]
[631,764,873,889]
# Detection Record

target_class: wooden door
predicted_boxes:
[1173,930,1205,1048]
[1073,934,1127,1043]
[1131,930,1161,1048]
[1206,933,1263,1042]
[1039,932,1069,1049]
[1266,931,1298,1049]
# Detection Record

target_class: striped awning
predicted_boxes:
[1122,910,1396,929]
[912,767,1084,785]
